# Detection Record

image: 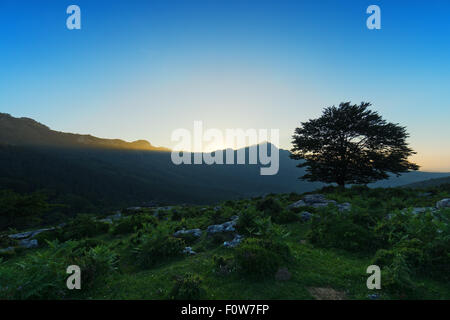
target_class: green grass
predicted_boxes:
[1,186,449,300]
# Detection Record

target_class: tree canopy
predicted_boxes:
[290,102,419,187]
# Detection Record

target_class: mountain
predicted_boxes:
[0,113,169,151]
[401,176,450,189]
[0,113,448,213]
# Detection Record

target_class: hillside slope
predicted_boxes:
[402,176,450,189]
[1,113,449,212]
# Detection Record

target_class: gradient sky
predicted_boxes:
[1,0,449,171]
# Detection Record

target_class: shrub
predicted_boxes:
[0,240,76,299]
[382,254,416,296]
[213,255,235,275]
[256,197,282,215]
[169,273,205,300]
[133,227,185,268]
[234,238,291,278]
[60,215,109,241]
[111,214,156,235]
[308,209,378,253]
[78,245,119,288]
[236,207,261,235]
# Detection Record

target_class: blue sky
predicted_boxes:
[0,0,449,170]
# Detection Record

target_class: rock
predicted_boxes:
[418,192,432,197]
[8,228,54,240]
[0,247,15,254]
[409,207,434,215]
[18,239,38,249]
[108,213,122,220]
[275,267,291,281]
[224,234,243,248]
[288,200,307,209]
[173,228,202,238]
[288,194,339,210]
[337,202,351,212]
[126,206,142,211]
[311,201,336,208]
[207,219,237,235]
[436,198,450,209]
[100,212,122,223]
[368,293,380,300]
[183,247,197,255]
[303,194,327,204]
[300,211,313,222]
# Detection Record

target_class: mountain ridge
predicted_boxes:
[0,113,169,151]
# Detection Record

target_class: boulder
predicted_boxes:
[0,247,15,254]
[8,228,54,240]
[183,247,197,255]
[207,218,238,235]
[303,194,327,204]
[436,198,450,209]
[287,200,306,209]
[409,207,434,215]
[224,234,243,248]
[100,212,122,223]
[287,194,339,209]
[337,202,351,212]
[300,211,313,222]
[173,228,202,238]
[18,239,38,249]
[126,206,142,211]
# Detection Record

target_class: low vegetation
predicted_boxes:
[0,185,449,300]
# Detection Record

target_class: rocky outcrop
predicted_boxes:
[207,216,239,235]
[287,194,351,211]
[8,228,54,240]
[336,202,351,212]
[174,228,202,238]
[100,212,122,224]
[224,234,243,248]
[300,211,313,222]
[183,247,197,255]
[436,198,450,209]
[18,238,38,249]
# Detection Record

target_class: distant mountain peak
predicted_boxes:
[0,113,169,151]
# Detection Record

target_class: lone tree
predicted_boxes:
[290,102,419,187]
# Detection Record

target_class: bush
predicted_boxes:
[111,214,156,235]
[236,207,260,234]
[60,215,110,241]
[382,254,416,296]
[256,197,282,215]
[308,209,378,253]
[0,240,76,299]
[213,255,235,275]
[234,238,291,278]
[169,273,205,300]
[133,226,185,268]
[78,245,118,288]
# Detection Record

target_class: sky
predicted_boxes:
[0,0,449,171]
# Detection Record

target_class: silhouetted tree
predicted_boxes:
[290,102,419,187]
